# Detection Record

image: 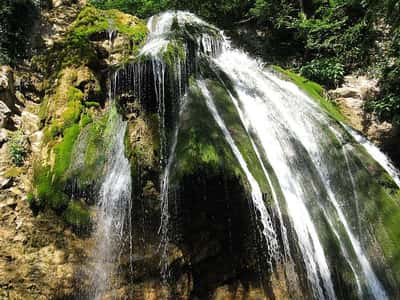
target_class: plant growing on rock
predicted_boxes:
[8,130,28,166]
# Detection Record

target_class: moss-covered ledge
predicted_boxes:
[272,65,347,123]
[27,4,149,231]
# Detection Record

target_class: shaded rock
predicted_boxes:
[0,176,12,190]
[0,128,9,146]
[74,66,101,102]
[0,66,19,113]
[0,197,17,209]
[0,101,12,129]
[0,66,22,130]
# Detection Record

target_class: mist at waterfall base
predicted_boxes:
[87,10,400,299]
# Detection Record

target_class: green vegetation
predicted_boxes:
[90,0,251,24]
[162,41,186,67]
[89,0,400,123]
[63,201,91,230]
[8,130,28,166]
[32,5,148,77]
[365,26,400,122]
[90,0,169,19]
[0,0,40,65]
[203,78,269,193]
[71,5,147,44]
[273,65,346,123]
[174,80,242,181]
[53,124,81,180]
[300,58,344,88]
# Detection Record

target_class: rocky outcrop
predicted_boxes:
[0,66,22,130]
[0,176,87,299]
[329,75,400,165]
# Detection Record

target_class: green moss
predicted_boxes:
[67,86,84,102]
[39,95,49,122]
[62,100,83,128]
[273,65,347,123]
[26,192,34,206]
[33,115,89,214]
[174,81,243,183]
[33,165,69,211]
[163,41,186,67]
[53,124,81,180]
[203,79,270,193]
[83,101,100,108]
[84,116,108,170]
[67,107,117,191]
[36,5,147,76]
[3,167,23,178]
[80,112,93,127]
[71,5,148,49]
[63,201,91,229]
[347,143,400,282]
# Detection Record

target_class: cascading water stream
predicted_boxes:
[265,73,388,300]
[210,32,391,298]
[214,69,293,263]
[89,108,132,299]
[198,80,281,269]
[343,123,400,188]
[87,60,132,297]
[211,39,336,300]
[158,93,188,282]
[140,11,222,283]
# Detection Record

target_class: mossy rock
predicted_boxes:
[72,5,147,43]
[71,5,148,59]
[63,200,91,230]
[272,65,347,123]
[3,167,23,178]
[32,5,147,76]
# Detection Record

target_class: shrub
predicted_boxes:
[0,0,39,65]
[300,58,344,88]
[366,30,400,122]
[8,130,28,166]
[365,94,400,123]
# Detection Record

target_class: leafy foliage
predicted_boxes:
[0,0,41,65]
[300,58,344,88]
[90,0,252,25]
[8,130,28,166]
[89,0,170,18]
[363,8,400,122]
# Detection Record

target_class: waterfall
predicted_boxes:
[211,33,389,299]
[88,101,132,298]
[343,123,400,187]
[198,80,281,269]
[106,10,399,299]
[158,93,187,282]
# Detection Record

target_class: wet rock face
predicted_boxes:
[175,171,267,298]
